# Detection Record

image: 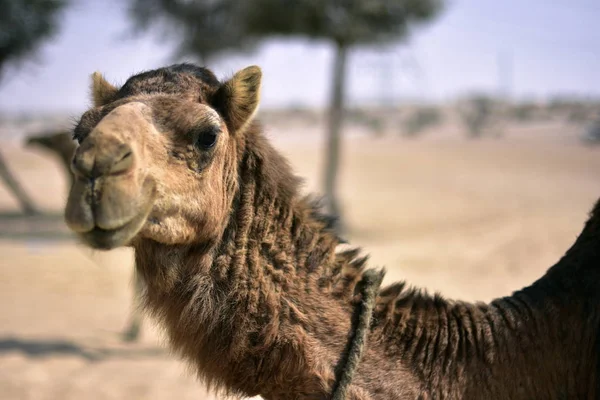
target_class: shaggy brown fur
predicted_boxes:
[64,63,600,399]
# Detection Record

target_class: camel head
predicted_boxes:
[64,64,262,250]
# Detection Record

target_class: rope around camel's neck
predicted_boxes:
[230,138,387,398]
[331,268,385,400]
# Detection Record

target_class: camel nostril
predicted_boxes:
[119,151,132,162]
[110,148,134,175]
[71,151,93,178]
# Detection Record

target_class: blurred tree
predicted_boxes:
[0,0,68,81]
[127,0,256,65]
[245,0,445,232]
[127,0,445,232]
[0,0,69,214]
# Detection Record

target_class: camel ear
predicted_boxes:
[90,72,118,107]
[213,65,262,133]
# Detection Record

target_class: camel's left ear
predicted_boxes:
[213,66,262,134]
[90,72,118,107]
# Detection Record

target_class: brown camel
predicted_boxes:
[0,151,39,214]
[25,131,144,342]
[64,63,599,399]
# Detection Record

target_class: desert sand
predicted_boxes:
[0,116,598,399]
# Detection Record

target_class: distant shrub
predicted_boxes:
[346,109,385,136]
[458,95,497,138]
[402,107,443,137]
[581,119,600,145]
[565,104,600,125]
[548,97,579,114]
[288,105,321,125]
[547,97,600,123]
[568,108,591,124]
[511,103,536,122]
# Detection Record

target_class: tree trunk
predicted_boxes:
[323,41,348,234]
[0,151,39,215]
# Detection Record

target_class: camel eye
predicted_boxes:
[195,126,219,150]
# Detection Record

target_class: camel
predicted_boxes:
[63,63,599,399]
[0,152,39,214]
[26,131,77,186]
[26,131,145,342]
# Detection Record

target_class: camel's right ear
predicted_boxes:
[90,72,118,107]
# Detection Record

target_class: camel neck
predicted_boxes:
[524,200,600,303]
[213,132,346,300]
[408,204,600,397]
[134,134,367,398]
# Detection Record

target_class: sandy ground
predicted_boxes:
[0,118,598,399]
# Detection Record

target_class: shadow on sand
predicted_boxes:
[0,211,73,241]
[0,336,166,362]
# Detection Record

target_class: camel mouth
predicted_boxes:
[67,178,157,251]
[78,200,153,250]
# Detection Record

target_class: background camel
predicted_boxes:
[26,132,76,186]
[0,152,39,214]
[63,64,599,399]
[25,130,144,342]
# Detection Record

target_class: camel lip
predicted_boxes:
[69,178,157,250]
[79,213,147,250]
[78,199,155,251]
[79,216,142,250]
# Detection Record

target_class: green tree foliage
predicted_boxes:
[127,0,255,64]
[244,1,442,45]
[0,0,68,81]
[126,0,445,232]
[244,0,445,230]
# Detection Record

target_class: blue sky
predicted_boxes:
[0,0,598,112]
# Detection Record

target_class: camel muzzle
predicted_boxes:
[64,105,157,250]
[64,172,155,250]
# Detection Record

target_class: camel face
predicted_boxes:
[65,102,156,249]
[64,65,261,250]
[65,99,232,250]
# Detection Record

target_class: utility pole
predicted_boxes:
[497,50,513,101]
[379,47,396,107]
